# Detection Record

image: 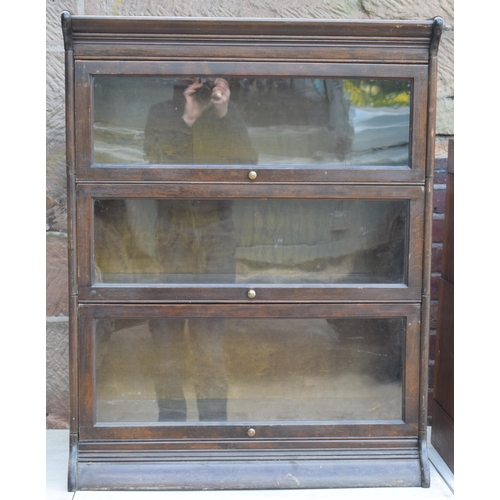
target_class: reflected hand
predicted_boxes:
[211,78,230,119]
[182,78,205,127]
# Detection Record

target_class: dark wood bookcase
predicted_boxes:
[62,12,442,491]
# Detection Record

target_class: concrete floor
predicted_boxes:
[47,428,453,499]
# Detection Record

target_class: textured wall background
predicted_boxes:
[46,0,454,429]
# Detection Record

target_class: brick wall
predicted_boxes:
[46,0,454,429]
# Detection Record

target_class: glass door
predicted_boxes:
[92,76,412,168]
[76,183,424,302]
[79,303,420,440]
[74,61,428,183]
[92,198,408,286]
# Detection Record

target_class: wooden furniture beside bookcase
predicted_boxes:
[62,12,442,490]
[431,139,454,472]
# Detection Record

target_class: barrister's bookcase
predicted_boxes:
[62,12,442,490]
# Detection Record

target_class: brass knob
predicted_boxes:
[247,289,256,299]
[248,170,257,180]
[247,428,256,437]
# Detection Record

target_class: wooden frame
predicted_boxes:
[75,303,421,489]
[76,183,425,303]
[74,60,428,183]
[79,302,421,434]
[62,11,442,491]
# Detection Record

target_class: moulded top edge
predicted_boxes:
[62,12,441,41]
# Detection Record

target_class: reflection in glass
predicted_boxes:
[93,77,411,166]
[95,317,404,423]
[93,198,407,285]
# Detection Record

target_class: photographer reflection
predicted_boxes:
[144,77,256,422]
[144,77,257,164]
[148,318,229,421]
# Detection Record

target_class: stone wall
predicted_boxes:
[46,0,454,428]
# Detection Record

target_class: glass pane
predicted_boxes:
[95,317,404,423]
[93,77,411,166]
[94,199,407,285]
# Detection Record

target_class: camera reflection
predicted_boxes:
[144,77,258,165]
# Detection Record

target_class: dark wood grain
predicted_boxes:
[63,13,440,490]
[431,139,453,472]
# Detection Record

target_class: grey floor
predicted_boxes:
[47,428,454,499]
